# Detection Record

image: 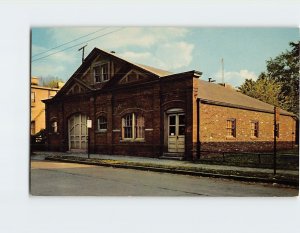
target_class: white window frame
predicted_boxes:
[93,62,109,83]
[122,113,145,141]
[97,116,107,132]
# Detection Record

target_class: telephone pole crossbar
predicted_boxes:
[78,44,87,64]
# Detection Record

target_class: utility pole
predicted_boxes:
[273,107,280,175]
[221,58,224,85]
[78,44,87,64]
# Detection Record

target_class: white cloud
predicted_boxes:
[119,51,152,60]
[31,44,79,79]
[154,42,194,70]
[119,42,194,70]
[32,63,66,78]
[48,27,189,50]
[31,27,194,78]
[31,44,45,55]
[32,44,77,63]
[215,69,258,87]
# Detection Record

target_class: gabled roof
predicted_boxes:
[95,48,172,77]
[198,80,294,116]
[46,47,169,100]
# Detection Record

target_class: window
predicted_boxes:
[31,121,35,135]
[276,123,280,138]
[93,63,109,83]
[226,119,236,137]
[97,116,107,131]
[123,114,133,138]
[101,63,109,81]
[93,66,101,82]
[178,114,185,135]
[135,115,145,139]
[251,121,259,137]
[31,92,35,103]
[51,121,58,133]
[122,113,145,140]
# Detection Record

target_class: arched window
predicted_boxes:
[122,113,144,140]
[51,121,58,133]
[97,116,107,131]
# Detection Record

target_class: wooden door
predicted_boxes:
[68,113,88,151]
[168,114,185,153]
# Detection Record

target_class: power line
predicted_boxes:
[32,27,111,58]
[31,28,125,63]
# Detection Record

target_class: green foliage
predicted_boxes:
[239,74,282,107]
[239,41,299,116]
[41,76,64,88]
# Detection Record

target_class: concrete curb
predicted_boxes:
[45,156,299,188]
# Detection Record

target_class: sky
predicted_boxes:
[1,2,300,233]
[31,27,299,87]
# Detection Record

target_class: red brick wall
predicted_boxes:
[45,73,195,158]
[195,103,296,152]
[160,74,194,159]
[45,68,295,158]
[46,95,91,151]
[107,83,161,157]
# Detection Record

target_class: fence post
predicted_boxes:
[274,106,278,175]
[196,99,201,160]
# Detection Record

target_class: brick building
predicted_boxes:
[43,48,297,160]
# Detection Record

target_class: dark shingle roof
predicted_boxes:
[198,80,294,116]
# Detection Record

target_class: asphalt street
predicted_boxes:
[30,160,298,196]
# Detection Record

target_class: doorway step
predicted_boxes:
[159,153,184,160]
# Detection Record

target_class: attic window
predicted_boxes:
[93,63,109,83]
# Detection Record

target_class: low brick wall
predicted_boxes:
[194,141,295,153]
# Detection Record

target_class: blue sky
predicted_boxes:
[31,27,298,87]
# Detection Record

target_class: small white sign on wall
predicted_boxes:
[87,120,92,128]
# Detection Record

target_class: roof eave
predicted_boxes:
[198,98,295,117]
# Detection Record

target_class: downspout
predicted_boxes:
[61,102,65,151]
[44,101,49,151]
[196,98,200,160]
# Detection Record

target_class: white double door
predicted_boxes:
[68,113,88,151]
[168,113,185,153]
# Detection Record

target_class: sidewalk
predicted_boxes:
[31,151,299,187]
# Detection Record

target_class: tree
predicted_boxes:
[239,41,299,116]
[239,74,282,107]
[41,76,64,88]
